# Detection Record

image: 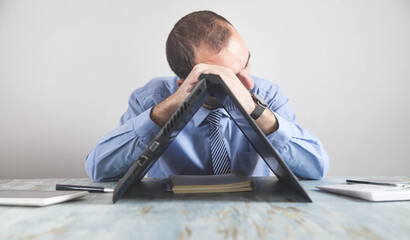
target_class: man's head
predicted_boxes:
[166,10,232,80]
[166,10,253,90]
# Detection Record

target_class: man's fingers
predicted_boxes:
[182,63,239,93]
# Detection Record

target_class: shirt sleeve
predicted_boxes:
[84,77,173,182]
[85,108,161,182]
[259,82,330,180]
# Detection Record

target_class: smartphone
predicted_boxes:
[346,176,410,187]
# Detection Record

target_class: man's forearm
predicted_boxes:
[255,108,279,135]
[150,92,186,127]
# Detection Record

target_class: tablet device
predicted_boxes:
[0,190,89,207]
[113,73,312,203]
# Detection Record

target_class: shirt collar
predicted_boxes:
[192,107,230,128]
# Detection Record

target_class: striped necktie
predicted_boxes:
[207,110,231,175]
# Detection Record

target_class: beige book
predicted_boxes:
[169,172,256,194]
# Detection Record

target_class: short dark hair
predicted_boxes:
[166,10,232,79]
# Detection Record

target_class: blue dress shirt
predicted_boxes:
[85,75,329,182]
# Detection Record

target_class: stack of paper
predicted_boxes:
[168,173,256,194]
[316,184,410,202]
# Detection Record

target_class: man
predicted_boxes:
[85,10,329,182]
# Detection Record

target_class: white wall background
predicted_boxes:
[0,0,409,179]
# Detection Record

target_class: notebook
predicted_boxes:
[167,173,256,194]
[112,73,311,203]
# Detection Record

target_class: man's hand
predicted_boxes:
[150,63,278,135]
[192,64,279,135]
[150,64,215,127]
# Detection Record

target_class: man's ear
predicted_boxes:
[177,79,184,87]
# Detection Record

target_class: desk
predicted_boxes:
[0,177,409,240]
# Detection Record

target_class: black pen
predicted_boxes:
[56,184,114,193]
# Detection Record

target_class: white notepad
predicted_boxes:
[316,184,410,202]
[0,190,89,207]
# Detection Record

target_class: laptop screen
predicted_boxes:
[112,74,311,203]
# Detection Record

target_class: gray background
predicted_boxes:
[1,0,409,179]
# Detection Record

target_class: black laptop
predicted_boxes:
[112,73,312,203]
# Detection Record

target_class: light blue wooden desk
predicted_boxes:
[0,177,409,240]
